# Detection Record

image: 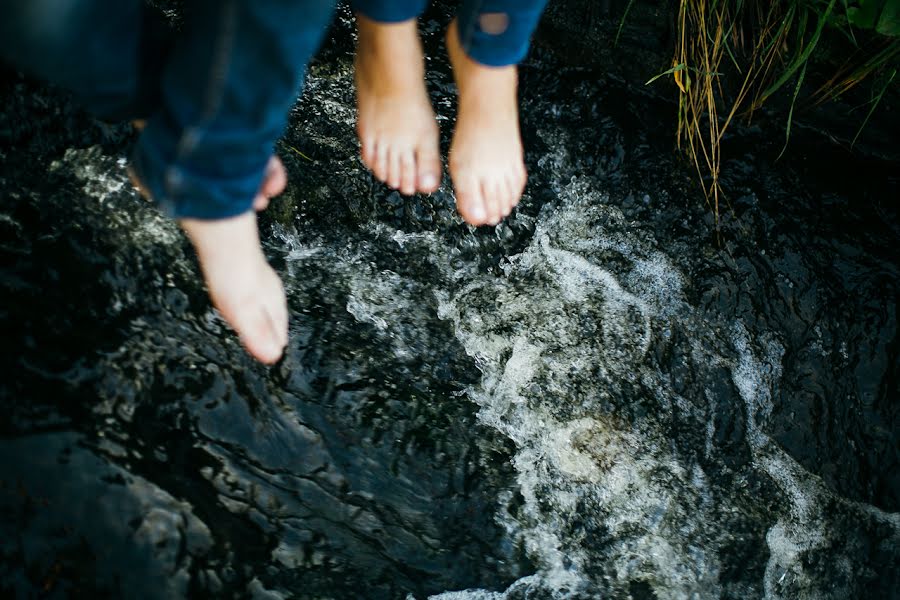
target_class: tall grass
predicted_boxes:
[648,0,900,222]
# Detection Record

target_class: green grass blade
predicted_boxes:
[614,0,637,48]
[283,143,314,162]
[646,63,686,86]
[761,0,838,102]
[776,60,808,161]
[852,68,896,147]
[761,4,796,56]
[721,33,742,72]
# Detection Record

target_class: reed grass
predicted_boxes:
[646,0,900,223]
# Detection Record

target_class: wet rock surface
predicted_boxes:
[1,3,898,599]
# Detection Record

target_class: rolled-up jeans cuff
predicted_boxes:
[456,0,548,67]
[131,131,261,220]
[351,0,428,22]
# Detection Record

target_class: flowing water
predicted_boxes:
[1,5,898,599]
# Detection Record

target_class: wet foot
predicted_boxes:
[180,213,288,364]
[354,13,441,195]
[128,152,289,364]
[446,19,527,226]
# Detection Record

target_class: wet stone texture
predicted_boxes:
[1,3,899,600]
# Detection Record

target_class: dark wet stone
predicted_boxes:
[2,2,899,598]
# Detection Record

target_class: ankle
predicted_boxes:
[355,18,426,94]
[356,15,423,62]
[446,20,518,105]
[179,212,263,271]
[457,66,518,111]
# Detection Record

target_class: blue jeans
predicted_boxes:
[354,0,549,67]
[0,0,547,220]
[1,0,337,219]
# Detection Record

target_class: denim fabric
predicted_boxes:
[352,0,429,23]
[132,0,337,219]
[0,0,336,220]
[0,0,148,120]
[351,0,548,67]
[456,0,549,67]
[0,0,546,219]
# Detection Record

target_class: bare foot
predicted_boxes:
[128,154,289,364]
[180,213,288,364]
[446,19,527,226]
[354,14,441,195]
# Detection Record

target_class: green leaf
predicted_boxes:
[847,1,880,29]
[876,0,900,35]
[846,0,900,34]
[645,63,686,86]
[614,0,637,48]
[853,68,896,146]
[777,60,808,161]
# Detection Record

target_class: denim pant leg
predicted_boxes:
[351,0,429,23]
[131,0,338,219]
[456,0,549,66]
[0,0,151,120]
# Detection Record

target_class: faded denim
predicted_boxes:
[353,0,549,66]
[0,0,547,219]
[1,0,336,219]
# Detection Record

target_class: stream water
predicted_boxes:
[1,5,898,599]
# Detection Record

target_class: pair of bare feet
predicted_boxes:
[170,16,527,364]
[356,16,526,225]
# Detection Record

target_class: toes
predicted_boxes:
[237,307,284,364]
[482,180,503,225]
[517,164,528,200]
[231,275,287,365]
[399,150,416,195]
[374,140,389,183]
[502,172,518,217]
[500,178,513,218]
[269,276,289,352]
[454,175,488,225]
[253,194,271,212]
[261,156,287,199]
[275,298,288,351]
[415,140,442,194]
[361,135,376,170]
[387,147,402,189]
[506,165,527,214]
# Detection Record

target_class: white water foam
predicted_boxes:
[427,165,896,596]
[430,179,729,598]
[730,322,900,600]
[264,135,898,599]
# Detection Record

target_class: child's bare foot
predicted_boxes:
[180,213,288,364]
[446,19,527,226]
[354,14,441,195]
[128,156,288,364]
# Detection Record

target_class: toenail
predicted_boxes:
[479,13,509,35]
[421,173,437,189]
[472,205,486,221]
